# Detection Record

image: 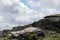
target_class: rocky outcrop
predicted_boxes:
[6,14,60,39]
[7,27,45,40]
[25,14,60,32]
[44,14,60,18]
[2,14,60,40]
[12,26,25,31]
[11,27,44,36]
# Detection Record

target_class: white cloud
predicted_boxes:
[0,0,60,30]
[27,0,60,9]
[27,0,60,16]
[0,16,4,22]
[16,16,32,23]
[0,0,37,30]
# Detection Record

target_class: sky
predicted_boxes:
[0,0,60,30]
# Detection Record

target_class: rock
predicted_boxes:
[11,27,43,34]
[9,27,45,40]
[12,26,25,31]
[0,31,3,37]
[23,27,42,33]
[7,33,12,37]
[44,14,60,18]
[26,14,60,32]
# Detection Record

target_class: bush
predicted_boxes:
[28,34,38,40]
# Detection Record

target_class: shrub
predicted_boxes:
[28,34,38,40]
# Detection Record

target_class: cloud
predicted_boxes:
[26,0,60,15]
[0,0,39,30]
[27,0,60,9]
[24,0,60,24]
[0,16,4,22]
[0,0,60,30]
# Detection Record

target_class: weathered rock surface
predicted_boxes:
[7,27,45,40]
[10,27,44,36]
[26,14,60,32]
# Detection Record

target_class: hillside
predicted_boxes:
[1,14,60,40]
[28,14,60,32]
